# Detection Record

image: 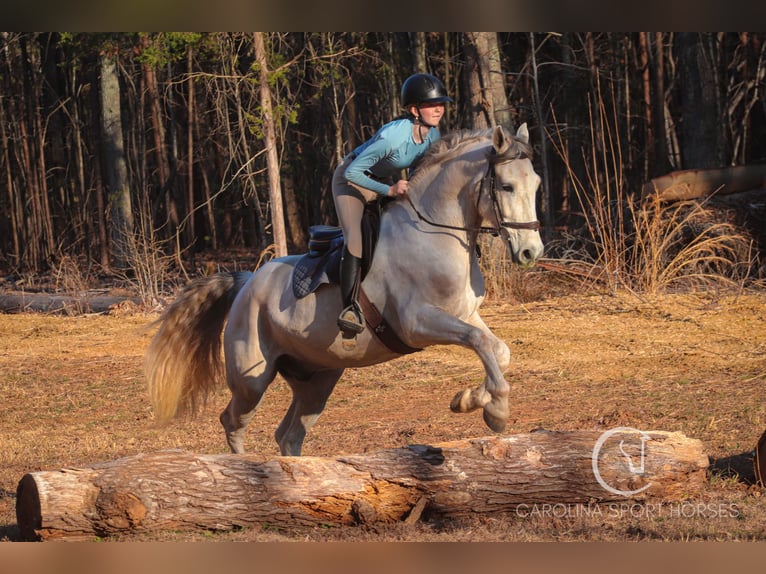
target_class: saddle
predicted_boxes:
[291,226,344,299]
[292,200,383,300]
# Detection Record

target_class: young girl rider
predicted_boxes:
[331,73,452,344]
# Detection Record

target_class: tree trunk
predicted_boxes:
[140,35,177,234]
[676,33,722,169]
[464,33,490,129]
[529,33,553,242]
[480,32,511,127]
[410,32,427,73]
[185,43,197,252]
[639,32,654,180]
[282,172,307,252]
[0,70,21,267]
[30,36,57,264]
[16,430,708,541]
[653,32,669,174]
[253,32,288,258]
[99,49,134,269]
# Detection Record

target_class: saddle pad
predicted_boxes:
[292,247,341,299]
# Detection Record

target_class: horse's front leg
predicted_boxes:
[408,306,511,433]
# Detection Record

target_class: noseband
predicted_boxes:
[404,152,541,235]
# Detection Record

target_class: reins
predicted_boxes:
[404,194,499,234]
[404,152,540,235]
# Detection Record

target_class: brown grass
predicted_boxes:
[1,283,765,542]
[547,77,753,298]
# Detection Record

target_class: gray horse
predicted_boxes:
[146,124,544,456]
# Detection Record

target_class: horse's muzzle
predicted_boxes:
[507,232,544,268]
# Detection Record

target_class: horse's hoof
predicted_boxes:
[451,388,492,413]
[482,406,508,433]
[450,389,472,413]
[226,435,246,455]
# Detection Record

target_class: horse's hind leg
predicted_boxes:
[220,377,273,454]
[219,341,278,454]
[275,368,344,456]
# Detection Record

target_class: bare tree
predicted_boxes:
[99,47,134,269]
[411,32,427,72]
[254,32,287,258]
[676,33,723,169]
[464,32,512,128]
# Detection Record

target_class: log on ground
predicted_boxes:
[642,164,766,202]
[0,292,141,314]
[16,430,709,540]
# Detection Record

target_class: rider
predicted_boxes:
[332,73,452,342]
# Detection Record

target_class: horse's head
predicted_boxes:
[483,124,544,267]
[406,124,544,267]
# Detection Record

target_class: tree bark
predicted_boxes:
[411,32,427,73]
[16,430,708,541]
[99,48,134,269]
[464,32,491,129]
[185,43,197,251]
[0,66,21,267]
[282,172,307,252]
[639,32,654,180]
[140,34,178,235]
[466,32,513,129]
[254,32,287,258]
[652,32,669,174]
[529,33,553,242]
[477,32,511,127]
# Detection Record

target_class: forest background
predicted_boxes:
[1,32,765,301]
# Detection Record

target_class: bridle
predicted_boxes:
[404,151,541,236]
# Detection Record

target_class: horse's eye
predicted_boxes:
[502,184,514,193]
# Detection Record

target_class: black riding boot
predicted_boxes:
[337,246,365,337]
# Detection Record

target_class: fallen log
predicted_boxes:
[642,164,766,202]
[0,292,141,314]
[16,430,709,540]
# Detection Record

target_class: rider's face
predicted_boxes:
[411,102,445,126]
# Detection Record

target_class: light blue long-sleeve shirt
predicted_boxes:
[344,117,440,195]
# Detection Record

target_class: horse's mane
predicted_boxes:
[411,127,533,187]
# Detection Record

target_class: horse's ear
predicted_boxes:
[492,125,509,154]
[516,122,529,144]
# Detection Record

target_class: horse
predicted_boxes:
[145,123,544,456]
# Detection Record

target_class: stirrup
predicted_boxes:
[338,304,365,335]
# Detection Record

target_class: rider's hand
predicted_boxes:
[387,180,409,197]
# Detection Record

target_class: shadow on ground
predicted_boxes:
[709,451,757,484]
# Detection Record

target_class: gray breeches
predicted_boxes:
[331,155,381,258]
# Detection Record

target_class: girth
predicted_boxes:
[358,289,422,355]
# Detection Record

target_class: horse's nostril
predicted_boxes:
[522,249,532,262]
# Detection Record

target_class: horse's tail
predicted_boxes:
[145,271,252,424]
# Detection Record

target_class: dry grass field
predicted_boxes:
[1,279,765,541]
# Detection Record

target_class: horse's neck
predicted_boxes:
[409,151,484,235]
[376,157,483,278]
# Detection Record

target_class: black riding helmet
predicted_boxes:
[400,73,453,107]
